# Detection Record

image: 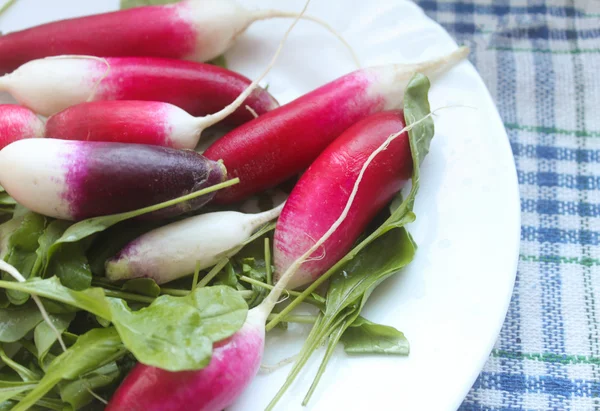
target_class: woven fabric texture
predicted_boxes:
[413,0,600,409]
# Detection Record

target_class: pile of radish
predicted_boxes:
[0,1,468,410]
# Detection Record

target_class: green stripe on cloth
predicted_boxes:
[504,123,600,138]
[493,350,600,366]
[520,254,600,267]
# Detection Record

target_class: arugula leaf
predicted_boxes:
[0,303,43,342]
[12,327,125,411]
[0,194,15,207]
[0,277,112,320]
[122,278,161,298]
[59,362,120,410]
[267,228,416,409]
[3,213,46,305]
[208,54,228,69]
[342,316,409,355]
[46,242,92,291]
[0,381,37,403]
[109,285,247,371]
[31,220,71,279]
[0,346,40,382]
[120,0,178,8]
[34,313,75,364]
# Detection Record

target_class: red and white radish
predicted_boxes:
[0,138,225,221]
[106,308,266,411]
[0,56,278,120]
[204,47,468,204]
[274,111,411,289]
[106,104,424,411]
[0,104,44,149]
[106,204,284,284]
[41,0,310,149]
[0,0,358,75]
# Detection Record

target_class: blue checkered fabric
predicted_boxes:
[413,0,600,410]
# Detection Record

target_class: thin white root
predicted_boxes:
[0,259,67,351]
[43,55,112,104]
[262,108,453,312]
[260,354,299,374]
[252,10,361,68]
[198,0,311,129]
[245,105,259,119]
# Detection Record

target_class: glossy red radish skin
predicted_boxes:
[42,0,309,150]
[0,0,358,75]
[0,105,44,149]
[274,111,411,289]
[45,101,198,148]
[0,139,225,221]
[204,47,468,204]
[0,57,278,120]
[106,309,266,411]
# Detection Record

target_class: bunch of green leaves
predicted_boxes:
[266,73,435,409]
[0,179,245,408]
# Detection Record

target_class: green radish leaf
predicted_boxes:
[0,277,112,320]
[122,278,161,298]
[0,303,43,342]
[268,228,416,409]
[34,313,75,364]
[48,178,238,254]
[46,243,92,291]
[0,194,15,207]
[3,213,46,305]
[109,285,247,371]
[0,381,37,404]
[12,327,125,411]
[120,0,178,8]
[59,362,120,410]
[32,220,71,279]
[14,328,126,411]
[0,345,40,382]
[342,316,409,355]
[208,54,228,69]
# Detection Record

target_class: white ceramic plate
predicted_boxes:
[0,1,520,410]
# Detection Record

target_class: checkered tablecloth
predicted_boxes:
[413,0,600,409]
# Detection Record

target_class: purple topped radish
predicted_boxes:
[0,139,225,221]
[0,57,278,120]
[0,104,44,149]
[0,0,357,75]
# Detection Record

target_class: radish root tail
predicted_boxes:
[199,1,311,129]
[252,10,361,68]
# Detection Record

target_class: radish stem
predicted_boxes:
[265,237,272,285]
[197,258,229,288]
[197,1,311,129]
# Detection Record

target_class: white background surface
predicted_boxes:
[0,1,521,410]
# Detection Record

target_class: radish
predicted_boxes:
[0,0,359,75]
[106,95,427,411]
[273,111,411,289]
[0,56,278,120]
[41,0,310,149]
[0,104,44,149]
[204,46,468,204]
[0,138,226,221]
[105,204,284,284]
